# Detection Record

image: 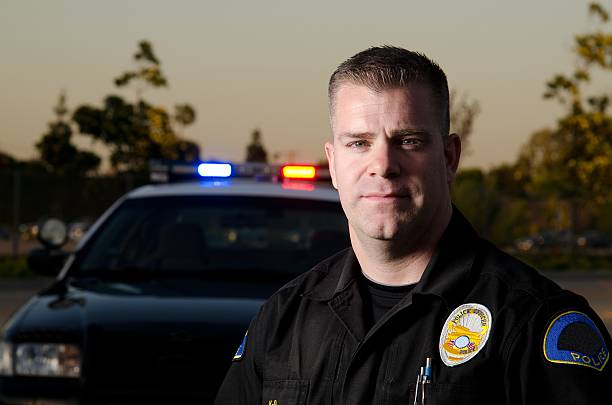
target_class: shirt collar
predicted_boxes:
[303,206,481,308]
[410,207,481,308]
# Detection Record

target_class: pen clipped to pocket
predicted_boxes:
[413,357,432,405]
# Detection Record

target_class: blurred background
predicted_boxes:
[1,0,611,327]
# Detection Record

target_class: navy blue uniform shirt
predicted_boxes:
[215,209,611,404]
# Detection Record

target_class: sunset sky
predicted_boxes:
[1,0,610,170]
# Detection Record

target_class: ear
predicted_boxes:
[324,141,338,189]
[444,133,461,183]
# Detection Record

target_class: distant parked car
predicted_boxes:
[67,218,94,242]
[575,230,612,249]
[18,222,39,241]
[514,230,574,252]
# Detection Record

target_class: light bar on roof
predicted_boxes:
[197,163,232,178]
[281,165,316,180]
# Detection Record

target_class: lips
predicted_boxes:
[361,192,410,200]
[362,193,407,198]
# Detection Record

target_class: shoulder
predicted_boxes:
[477,238,565,300]
[472,240,610,369]
[468,238,600,337]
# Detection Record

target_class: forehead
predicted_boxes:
[331,83,441,135]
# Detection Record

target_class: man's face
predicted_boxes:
[325,83,460,242]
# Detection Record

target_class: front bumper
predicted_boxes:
[0,376,218,405]
[0,376,79,405]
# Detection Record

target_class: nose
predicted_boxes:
[367,140,401,178]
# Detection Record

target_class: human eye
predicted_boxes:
[346,139,370,149]
[399,137,424,149]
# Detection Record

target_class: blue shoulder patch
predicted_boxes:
[233,331,248,361]
[543,311,609,371]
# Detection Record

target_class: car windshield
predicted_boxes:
[75,196,349,279]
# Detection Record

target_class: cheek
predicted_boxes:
[333,153,361,183]
[419,156,450,194]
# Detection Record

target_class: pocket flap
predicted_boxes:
[262,379,309,405]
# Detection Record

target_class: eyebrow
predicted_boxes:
[337,129,432,140]
[337,132,376,140]
[390,129,432,138]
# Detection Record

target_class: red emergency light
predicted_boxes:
[281,165,317,180]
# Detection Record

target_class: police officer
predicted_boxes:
[215,46,610,404]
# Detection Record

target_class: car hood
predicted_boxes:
[2,277,273,399]
[5,277,268,342]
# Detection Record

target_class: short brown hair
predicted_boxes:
[328,46,450,136]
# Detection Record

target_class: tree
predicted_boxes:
[515,2,612,233]
[487,164,527,198]
[174,104,196,131]
[72,41,198,172]
[245,129,268,163]
[451,169,491,233]
[450,89,481,155]
[173,104,198,160]
[174,140,201,162]
[36,92,100,175]
[0,150,15,168]
[114,40,168,98]
[452,165,532,245]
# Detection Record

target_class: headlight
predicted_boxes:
[0,342,13,376]
[15,343,81,378]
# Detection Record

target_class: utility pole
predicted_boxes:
[11,168,20,258]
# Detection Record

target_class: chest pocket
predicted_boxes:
[262,379,309,405]
[404,383,481,405]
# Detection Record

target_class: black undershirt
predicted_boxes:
[358,272,416,327]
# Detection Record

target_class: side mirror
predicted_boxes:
[28,218,70,276]
[27,248,69,277]
[37,218,68,249]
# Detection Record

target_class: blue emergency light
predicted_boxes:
[197,163,233,178]
[150,159,330,183]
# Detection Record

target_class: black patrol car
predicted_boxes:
[0,162,349,404]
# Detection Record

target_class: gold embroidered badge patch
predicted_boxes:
[439,303,492,367]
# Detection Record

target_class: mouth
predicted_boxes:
[361,193,410,201]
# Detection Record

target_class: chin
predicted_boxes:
[358,222,405,241]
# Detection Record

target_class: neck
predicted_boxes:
[351,204,452,286]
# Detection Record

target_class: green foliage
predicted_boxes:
[528,2,612,205]
[486,164,526,198]
[71,41,198,172]
[515,252,612,271]
[35,93,101,176]
[134,40,161,64]
[452,167,533,245]
[589,2,610,22]
[174,140,200,162]
[510,2,612,240]
[588,201,612,233]
[488,199,531,245]
[452,169,492,233]
[174,104,196,127]
[114,40,168,89]
[0,150,16,168]
[449,90,481,155]
[0,257,33,278]
[73,97,176,172]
